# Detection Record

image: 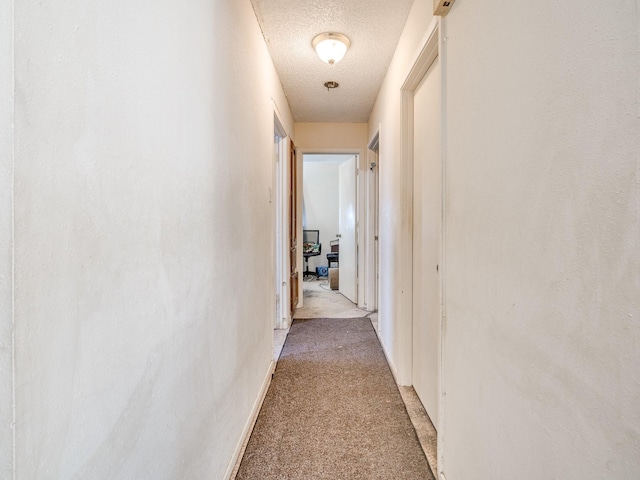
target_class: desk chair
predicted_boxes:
[303,230,321,279]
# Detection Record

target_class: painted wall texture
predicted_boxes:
[371,0,640,478]
[368,0,436,384]
[0,0,13,477]
[295,123,368,150]
[442,0,639,478]
[11,0,292,478]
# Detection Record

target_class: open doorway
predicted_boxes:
[366,133,380,333]
[273,117,286,330]
[301,153,358,308]
[273,115,296,361]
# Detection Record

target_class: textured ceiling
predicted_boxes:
[250,0,415,123]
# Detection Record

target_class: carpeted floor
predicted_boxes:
[235,317,434,480]
[294,280,369,319]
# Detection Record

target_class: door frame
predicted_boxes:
[296,147,366,308]
[273,113,291,329]
[366,131,380,313]
[288,138,299,316]
[398,18,445,434]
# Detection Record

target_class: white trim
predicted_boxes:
[271,98,287,133]
[273,112,286,138]
[399,16,448,476]
[437,17,448,478]
[402,21,440,93]
[396,20,441,386]
[225,360,276,480]
[405,17,441,90]
[368,130,380,151]
[298,147,366,308]
[365,129,380,313]
[295,147,303,308]
[273,113,290,329]
[10,0,16,473]
[356,154,366,308]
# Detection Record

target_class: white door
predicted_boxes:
[373,151,379,312]
[273,126,288,329]
[338,156,357,303]
[412,55,441,424]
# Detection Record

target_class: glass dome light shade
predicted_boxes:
[312,33,351,65]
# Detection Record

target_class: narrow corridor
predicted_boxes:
[232,281,436,479]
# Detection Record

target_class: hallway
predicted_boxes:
[234,281,439,479]
[235,282,434,479]
[1,0,638,479]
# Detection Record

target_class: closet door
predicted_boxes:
[412,55,441,424]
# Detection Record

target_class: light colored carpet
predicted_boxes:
[236,317,434,480]
[295,279,369,319]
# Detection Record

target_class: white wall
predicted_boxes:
[295,123,369,306]
[368,0,436,383]
[295,123,368,150]
[0,0,13,477]
[302,162,339,270]
[442,1,640,478]
[371,0,640,478]
[11,0,293,478]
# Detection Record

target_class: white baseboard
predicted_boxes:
[224,359,276,480]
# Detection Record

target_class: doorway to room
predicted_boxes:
[366,133,380,315]
[411,52,441,427]
[301,153,358,305]
[397,23,442,474]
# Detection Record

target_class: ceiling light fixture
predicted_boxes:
[312,33,351,65]
[324,81,339,91]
